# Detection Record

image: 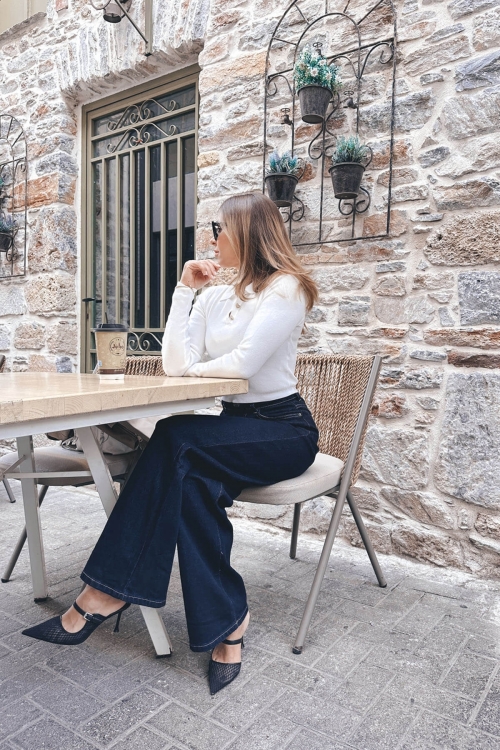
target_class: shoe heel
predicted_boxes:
[113,610,124,633]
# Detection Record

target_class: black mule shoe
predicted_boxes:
[22,601,130,645]
[208,636,244,695]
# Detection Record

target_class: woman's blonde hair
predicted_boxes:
[219,192,318,312]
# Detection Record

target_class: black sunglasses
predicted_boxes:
[212,221,223,241]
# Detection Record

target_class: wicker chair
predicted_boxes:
[121,352,386,654]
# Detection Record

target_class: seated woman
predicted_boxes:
[23,192,320,695]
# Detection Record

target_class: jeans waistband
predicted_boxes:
[221,392,301,413]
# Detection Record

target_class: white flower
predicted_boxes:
[311,67,318,76]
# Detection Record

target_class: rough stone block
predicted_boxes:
[27,173,76,208]
[374,295,435,324]
[418,146,450,167]
[0,323,11,350]
[382,488,455,529]
[25,274,76,317]
[410,349,447,361]
[427,24,466,43]
[13,322,46,350]
[226,142,263,161]
[197,151,220,168]
[416,396,440,409]
[473,8,500,50]
[313,266,369,291]
[47,320,78,354]
[442,86,500,139]
[376,261,407,273]
[404,34,472,76]
[458,271,500,325]
[363,210,408,237]
[373,275,406,296]
[412,272,454,290]
[434,178,500,211]
[456,50,500,91]
[338,296,370,326]
[390,184,429,203]
[359,90,436,133]
[448,351,500,368]
[377,167,419,187]
[0,286,26,316]
[436,134,500,178]
[199,50,266,94]
[449,0,500,19]
[424,327,500,348]
[475,513,500,539]
[361,426,429,489]
[438,307,454,326]
[391,521,463,567]
[55,0,69,10]
[371,393,409,418]
[368,139,413,169]
[435,373,500,508]
[426,211,500,265]
[28,354,56,372]
[199,115,261,151]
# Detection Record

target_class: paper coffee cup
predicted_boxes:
[92,323,129,379]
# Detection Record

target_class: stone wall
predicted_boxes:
[1,0,500,578]
[196,0,500,579]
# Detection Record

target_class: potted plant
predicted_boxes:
[293,45,342,124]
[0,215,17,252]
[265,150,302,206]
[329,136,370,199]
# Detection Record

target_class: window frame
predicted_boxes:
[80,66,200,373]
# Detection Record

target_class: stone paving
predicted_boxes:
[1,481,500,749]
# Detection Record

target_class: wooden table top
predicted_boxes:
[0,373,248,426]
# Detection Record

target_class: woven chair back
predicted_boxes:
[295,353,375,486]
[126,355,165,376]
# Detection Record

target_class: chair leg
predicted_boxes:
[292,487,346,655]
[2,485,49,583]
[290,503,302,559]
[2,478,17,504]
[347,490,387,588]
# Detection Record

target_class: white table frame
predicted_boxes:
[1,396,219,658]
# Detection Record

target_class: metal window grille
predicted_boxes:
[83,75,198,371]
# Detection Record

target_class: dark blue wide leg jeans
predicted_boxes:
[81,393,319,652]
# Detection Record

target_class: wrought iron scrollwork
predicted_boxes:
[107,121,179,154]
[128,331,163,352]
[262,0,397,246]
[107,97,178,131]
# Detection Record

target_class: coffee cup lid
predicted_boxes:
[92,323,129,332]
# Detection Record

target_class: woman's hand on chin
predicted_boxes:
[180,259,221,290]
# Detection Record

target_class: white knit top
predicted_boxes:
[161,274,307,403]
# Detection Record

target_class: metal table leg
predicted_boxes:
[16,435,48,601]
[76,426,172,657]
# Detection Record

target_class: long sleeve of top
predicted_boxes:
[161,274,306,404]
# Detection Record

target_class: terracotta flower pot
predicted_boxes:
[329,162,365,199]
[265,173,299,207]
[297,85,332,124]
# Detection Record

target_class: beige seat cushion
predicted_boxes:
[0,446,138,487]
[236,452,344,505]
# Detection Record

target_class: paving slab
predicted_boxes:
[2,484,500,750]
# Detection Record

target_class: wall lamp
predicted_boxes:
[89,0,153,55]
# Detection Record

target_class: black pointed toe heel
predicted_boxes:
[208,636,244,695]
[22,601,131,645]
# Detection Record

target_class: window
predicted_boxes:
[82,70,198,371]
[0,0,47,35]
